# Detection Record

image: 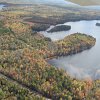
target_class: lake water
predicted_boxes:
[43,20,100,80]
[0,4,4,10]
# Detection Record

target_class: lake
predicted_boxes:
[0,4,4,10]
[42,20,100,80]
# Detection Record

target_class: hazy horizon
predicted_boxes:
[67,0,100,6]
[0,0,100,6]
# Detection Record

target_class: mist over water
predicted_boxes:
[45,20,100,80]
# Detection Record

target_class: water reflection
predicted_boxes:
[46,20,100,80]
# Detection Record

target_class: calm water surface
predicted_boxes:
[42,20,100,80]
[0,4,4,10]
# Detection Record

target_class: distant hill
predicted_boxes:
[67,0,100,6]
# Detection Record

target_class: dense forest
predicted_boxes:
[0,18,99,100]
[0,1,100,100]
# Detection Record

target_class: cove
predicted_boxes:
[42,20,100,80]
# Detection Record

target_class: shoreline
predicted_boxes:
[1,2,100,32]
[25,15,100,32]
[45,33,96,60]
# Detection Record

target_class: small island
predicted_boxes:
[54,33,96,56]
[96,23,100,26]
[47,25,71,33]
